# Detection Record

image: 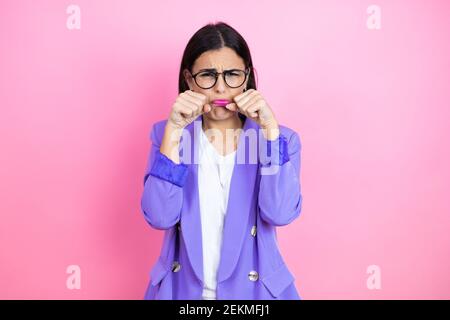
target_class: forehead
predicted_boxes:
[192,47,245,72]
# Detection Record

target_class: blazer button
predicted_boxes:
[177,224,181,232]
[248,270,259,281]
[251,225,257,237]
[171,261,181,273]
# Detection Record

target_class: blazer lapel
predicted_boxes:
[180,115,259,285]
[217,117,259,283]
[179,118,204,284]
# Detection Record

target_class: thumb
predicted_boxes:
[225,102,238,112]
[202,103,211,113]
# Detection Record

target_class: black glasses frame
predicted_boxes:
[189,68,250,89]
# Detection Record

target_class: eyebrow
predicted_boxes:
[196,68,243,73]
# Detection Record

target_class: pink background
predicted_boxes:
[1,0,449,299]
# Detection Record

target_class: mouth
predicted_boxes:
[211,99,231,107]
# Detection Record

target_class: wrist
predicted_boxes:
[166,120,183,131]
[261,119,280,141]
[161,123,183,163]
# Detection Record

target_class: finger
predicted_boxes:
[175,103,194,118]
[234,89,256,104]
[176,101,196,118]
[194,101,210,115]
[175,103,195,118]
[234,89,255,103]
[244,106,258,118]
[185,90,207,104]
[240,95,261,114]
[229,102,251,118]
[184,91,209,115]
[236,90,259,109]
[201,103,212,113]
[228,102,250,119]
[225,102,238,112]
[247,103,262,118]
[193,101,210,116]
[181,91,204,106]
[177,98,200,115]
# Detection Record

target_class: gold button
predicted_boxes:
[172,261,181,272]
[248,270,259,281]
[251,225,257,237]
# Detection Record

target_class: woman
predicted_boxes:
[141,22,303,300]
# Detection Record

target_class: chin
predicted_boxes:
[209,107,234,119]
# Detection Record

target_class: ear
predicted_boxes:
[183,69,194,90]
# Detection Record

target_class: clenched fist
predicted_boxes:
[167,90,212,130]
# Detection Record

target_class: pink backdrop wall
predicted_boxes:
[1,0,449,299]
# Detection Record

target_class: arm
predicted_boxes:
[258,131,303,226]
[140,123,188,230]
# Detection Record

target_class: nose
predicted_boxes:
[214,73,227,94]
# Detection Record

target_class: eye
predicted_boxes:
[226,70,243,77]
[199,72,216,78]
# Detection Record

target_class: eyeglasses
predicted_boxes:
[189,68,250,89]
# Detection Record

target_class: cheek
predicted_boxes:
[192,87,209,96]
[231,88,246,97]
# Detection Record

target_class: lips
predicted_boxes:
[211,99,231,107]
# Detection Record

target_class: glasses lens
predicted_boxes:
[225,70,246,88]
[195,71,217,89]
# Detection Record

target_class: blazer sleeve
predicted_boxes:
[140,123,188,230]
[258,131,303,226]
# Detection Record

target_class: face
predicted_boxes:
[183,47,248,121]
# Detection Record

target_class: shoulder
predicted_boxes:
[248,118,300,143]
[278,124,299,140]
[250,119,301,152]
[278,124,302,150]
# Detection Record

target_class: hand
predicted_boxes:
[225,89,280,140]
[167,90,212,130]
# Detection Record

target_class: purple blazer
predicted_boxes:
[140,115,302,300]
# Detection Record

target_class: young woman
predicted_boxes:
[141,22,303,300]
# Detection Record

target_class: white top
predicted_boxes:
[197,125,237,300]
